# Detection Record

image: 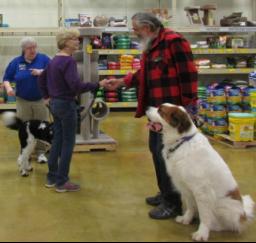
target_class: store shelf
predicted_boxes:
[103,27,131,33]
[107,102,137,108]
[95,49,142,55]
[98,70,138,76]
[98,68,254,76]
[96,48,256,55]
[175,26,256,33]
[0,102,136,110]
[198,68,255,75]
[0,104,16,110]
[0,27,60,36]
[193,48,256,54]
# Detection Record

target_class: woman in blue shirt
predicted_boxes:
[3,37,50,164]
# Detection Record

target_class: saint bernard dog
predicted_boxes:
[1,112,53,177]
[146,103,255,242]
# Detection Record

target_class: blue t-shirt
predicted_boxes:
[3,53,50,101]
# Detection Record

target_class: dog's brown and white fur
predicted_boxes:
[146,104,255,242]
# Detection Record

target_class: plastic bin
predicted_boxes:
[229,113,255,142]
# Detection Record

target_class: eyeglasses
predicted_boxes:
[132,26,141,32]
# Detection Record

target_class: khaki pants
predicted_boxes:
[16,97,49,155]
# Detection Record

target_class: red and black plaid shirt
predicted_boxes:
[124,28,198,118]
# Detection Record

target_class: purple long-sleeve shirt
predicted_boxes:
[38,55,99,100]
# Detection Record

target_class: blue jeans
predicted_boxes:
[149,131,182,210]
[47,99,77,186]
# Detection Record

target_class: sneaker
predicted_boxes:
[149,203,180,220]
[55,181,80,193]
[45,180,56,188]
[37,154,48,164]
[146,192,162,206]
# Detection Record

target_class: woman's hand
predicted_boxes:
[99,78,125,90]
[6,88,15,96]
[30,69,43,76]
[43,98,50,106]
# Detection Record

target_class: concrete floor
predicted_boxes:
[0,111,255,242]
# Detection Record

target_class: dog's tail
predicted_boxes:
[215,196,255,232]
[1,111,23,130]
[242,195,255,222]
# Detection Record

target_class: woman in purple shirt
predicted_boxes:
[39,29,108,192]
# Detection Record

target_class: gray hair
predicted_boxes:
[20,37,37,50]
[132,12,163,32]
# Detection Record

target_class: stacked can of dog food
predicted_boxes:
[96,87,105,101]
[227,87,256,141]
[113,35,131,49]
[226,87,243,113]
[120,55,133,70]
[104,77,119,103]
[0,84,5,104]
[249,89,256,139]
[121,87,137,102]
[206,86,228,135]
[5,83,16,104]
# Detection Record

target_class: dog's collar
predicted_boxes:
[168,133,197,154]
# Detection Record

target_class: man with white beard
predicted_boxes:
[104,12,198,219]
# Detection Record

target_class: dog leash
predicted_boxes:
[46,104,54,123]
[45,87,99,123]
[80,90,97,121]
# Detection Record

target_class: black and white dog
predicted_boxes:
[2,112,53,177]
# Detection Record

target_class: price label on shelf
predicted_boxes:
[108,70,115,75]
[226,49,233,54]
[86,44,93,54]
[119,50,126,55]
[120,70,127,75]
[131,50,141,55]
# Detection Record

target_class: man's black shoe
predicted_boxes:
[149,203,181,220]
[145,193,162,206]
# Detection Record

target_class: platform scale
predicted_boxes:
[74,27,117,152]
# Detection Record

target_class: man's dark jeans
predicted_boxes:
[149,131,182,210]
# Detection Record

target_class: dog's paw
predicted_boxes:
[27,167,33,172]
[176,216,192,225]
[17,157,22,166]
[192,231,209,242]
[20,170,29,177]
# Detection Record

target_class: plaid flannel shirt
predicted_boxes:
[124,28,198,118]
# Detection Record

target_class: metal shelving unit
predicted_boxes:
[198,68,255,75]
[192,48,256,55]
[95,49,141,55]
[98,69,137,76]
[174,26,256,33]
[1,0,256,110]
[0,104,16,110]
[0,27,60,36]
[107,102,137,108]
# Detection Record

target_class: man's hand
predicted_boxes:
[99,79,110,89]
[30,69,43,76]
[100,78,125,91]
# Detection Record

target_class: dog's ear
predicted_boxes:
[169,107,192,134]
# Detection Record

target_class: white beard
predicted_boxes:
[140,37,152,52]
